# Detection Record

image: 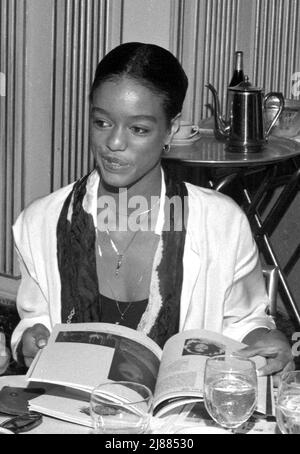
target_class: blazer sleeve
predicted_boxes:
[10,211,52,360]
[222,210,276,342]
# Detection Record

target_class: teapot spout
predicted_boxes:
[206,83,229,140]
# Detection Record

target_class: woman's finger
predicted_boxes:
[32,324,50,348]
[257,358,285,376]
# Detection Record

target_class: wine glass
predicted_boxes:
[276,370,300,434]
[203,354,257,431]
[90,381,153,434]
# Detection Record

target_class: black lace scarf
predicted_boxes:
[57,171,188,348]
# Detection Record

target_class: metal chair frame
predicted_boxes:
[262,265,279,319]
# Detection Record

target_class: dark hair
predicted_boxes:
[90,42,188,122]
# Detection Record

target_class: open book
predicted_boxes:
[26,323,273,427]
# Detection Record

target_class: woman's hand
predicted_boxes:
[0,349,10,375]
[237,329,294,385]
[20,323,50,368]
[0,331,10,374]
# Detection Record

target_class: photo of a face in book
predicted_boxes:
[55,331,159,394]
[108,338,159,394]
[182,338,226,357]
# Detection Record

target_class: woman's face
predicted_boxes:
[90,76,179,188]
[192,343,209,353]
[118,362,144,382]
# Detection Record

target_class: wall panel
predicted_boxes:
[51,0,123,191]
[170,0,300,123]
[0,0,122,286]
[252,0,300,98]
[170,0,242,122]
[0,0,26,277]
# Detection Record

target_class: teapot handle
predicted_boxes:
[264,92,285,137]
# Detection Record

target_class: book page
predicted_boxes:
[28,387,93,427]
[153,329,269,416]
[26,323,162,395]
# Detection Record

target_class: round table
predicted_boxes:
[165,134,300,167]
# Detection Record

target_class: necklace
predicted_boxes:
[105,228,139,277]
[104,196,160,276]
[114,300,133,324]
[95,225,158,326]
[101,266,145,325]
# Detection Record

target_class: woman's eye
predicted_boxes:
[93,119,111,128]
[130,126,150,135]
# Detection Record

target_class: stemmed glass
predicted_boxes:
[276,370,300,434]
[203,355,258,432]
[90,381,153,434]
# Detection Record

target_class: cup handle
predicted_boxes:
[188,126,200,138]
[264,92,285,136]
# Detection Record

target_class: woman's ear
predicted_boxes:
[166,113,181,144]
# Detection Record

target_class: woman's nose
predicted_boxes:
[107,126,127,151]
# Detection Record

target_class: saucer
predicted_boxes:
[171,132,202,146]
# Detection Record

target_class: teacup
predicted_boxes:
[173,121,199,140]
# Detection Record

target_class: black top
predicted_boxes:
[99,293,148,329]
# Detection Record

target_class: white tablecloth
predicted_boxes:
[0,376,91,434]
[0,375,279,434]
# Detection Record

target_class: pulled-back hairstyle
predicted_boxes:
[90,42,188,123]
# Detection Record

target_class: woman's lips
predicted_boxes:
[101,156,130,171]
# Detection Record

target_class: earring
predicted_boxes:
[163,144,171,153]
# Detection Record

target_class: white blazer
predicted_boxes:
[11,169,275,358]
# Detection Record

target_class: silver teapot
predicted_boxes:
[206,77,284,151]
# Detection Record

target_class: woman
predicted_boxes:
[11,42,292,378]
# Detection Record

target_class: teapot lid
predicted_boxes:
[229,75,262,92]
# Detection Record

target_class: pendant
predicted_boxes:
[66,307,75,324]
[115,254,123,276]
